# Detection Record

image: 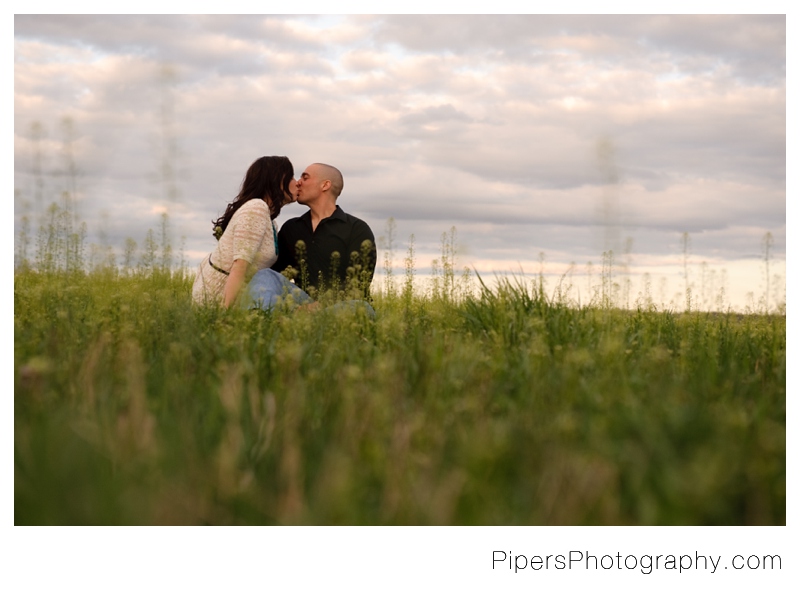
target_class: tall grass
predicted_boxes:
[13,195,786,524]
[14,251,785,525]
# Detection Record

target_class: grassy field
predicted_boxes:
[14,261,785,525]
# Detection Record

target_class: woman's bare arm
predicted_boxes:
[223,258,250,308]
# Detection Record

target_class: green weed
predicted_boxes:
[14,263,785,525]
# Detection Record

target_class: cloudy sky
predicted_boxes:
[13,13,787,310]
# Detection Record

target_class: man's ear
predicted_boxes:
[321,179,332,192]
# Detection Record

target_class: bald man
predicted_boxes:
[271,163,376,300]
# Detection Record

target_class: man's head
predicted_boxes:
[296,163,344,206]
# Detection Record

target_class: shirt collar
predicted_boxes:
[300,205,347,224]
[331,205,347,221]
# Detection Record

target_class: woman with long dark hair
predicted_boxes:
[192,156,297,307]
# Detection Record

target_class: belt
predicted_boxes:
[208,255,229,276]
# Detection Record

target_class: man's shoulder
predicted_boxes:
[339,209,374,236]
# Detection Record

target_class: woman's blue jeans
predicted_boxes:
[246,269,312,310]
[245,269,375,319]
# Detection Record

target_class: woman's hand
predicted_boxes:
[223,259,250,308]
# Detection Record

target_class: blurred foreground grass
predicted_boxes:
[14,268,785,525]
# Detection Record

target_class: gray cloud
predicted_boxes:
[375,15,785,81]
[14,15,785,309]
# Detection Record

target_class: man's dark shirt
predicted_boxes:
[272,206,376,299]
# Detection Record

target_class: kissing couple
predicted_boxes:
[192,156,376,316]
